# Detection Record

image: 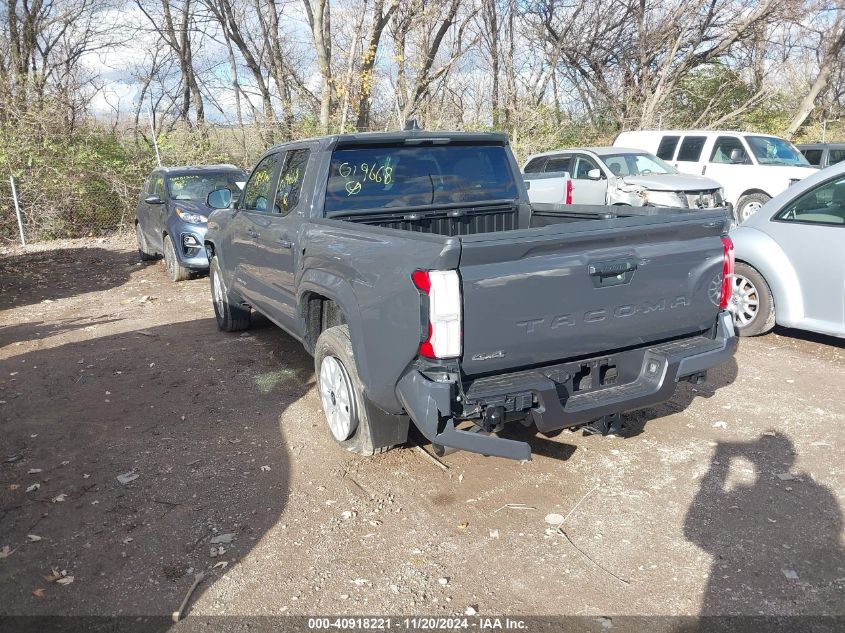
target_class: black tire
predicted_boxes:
[163,234,192,282]
[735,193,770,223]
[209,256,250,331]
[135,222,156,261]
[731,262,775,337]
[314,325,391,456]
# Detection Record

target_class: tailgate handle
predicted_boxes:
[589,260,637,277]
[588,258,638,287]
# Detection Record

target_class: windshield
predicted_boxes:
[167,172,245,201]
[746,136,809,167]
[324,145,519,212]
[601,153,677,177]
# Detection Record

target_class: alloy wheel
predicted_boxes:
[319,356,356,441]
[729,273,760,327]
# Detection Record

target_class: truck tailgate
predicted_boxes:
[457,214,727,376]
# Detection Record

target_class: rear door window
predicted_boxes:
[544,155,572,173]
[828,149,845,166]
[656,136,680,160]
[523,157,547,173]
[325,144,518,212]
[275,149,310,215]
[677,136,707,162]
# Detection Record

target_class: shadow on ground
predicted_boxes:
[0,248,151,310]
[680,432,845,623]
[0,317,313,619]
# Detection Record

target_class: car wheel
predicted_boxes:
[735,193,770,223]
[163,234,192,282]
[209,256,250,331]
[314,325,391,456]
[729,262,775,336]
[135,222,156,261]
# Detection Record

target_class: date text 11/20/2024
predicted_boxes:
[307,617,529,630]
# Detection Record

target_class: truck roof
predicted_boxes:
[154,164,243,174]
[530,146,648,158]
[264,130,510,154]
[618,129,782,138]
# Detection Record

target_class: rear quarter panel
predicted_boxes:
[730,225,804,326]
[299,219,461,413]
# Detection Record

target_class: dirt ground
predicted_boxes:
[1,237,843,620]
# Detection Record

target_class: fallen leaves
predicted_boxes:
[31,588,46,599]
[0,545,17,559]
[44,568,74,585]
[27,535,43,542]
[43,569,63,582]
[52,493,68,503]
[26,483,40,493]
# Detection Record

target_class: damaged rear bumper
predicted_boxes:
[396,311,737,461]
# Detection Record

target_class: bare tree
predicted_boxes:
[136,0,206,127]
[392,0,477,124]
[785,0,845,136]
[355,0,399,130]
[530,0,789,128]
[302,0,334,130]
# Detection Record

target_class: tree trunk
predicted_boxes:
[303,0,334,131]
[785,3,845,137]
[355,0,398,130]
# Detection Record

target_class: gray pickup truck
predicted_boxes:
[204,130,737,461]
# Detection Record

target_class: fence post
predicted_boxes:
[9,176,26,246]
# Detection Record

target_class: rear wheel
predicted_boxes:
[735,193,770,223]
[729,262,775,336]
[315,325,391,456]
[135,223,156,261]
[163,234,192,282]
[209,256,250,331]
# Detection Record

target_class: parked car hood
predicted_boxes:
[619,173,722,192]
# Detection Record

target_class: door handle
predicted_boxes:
[277,239,293,249]
[246,228,260,239]
[701,165,707,175]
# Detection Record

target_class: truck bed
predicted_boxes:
[334,201,728,236]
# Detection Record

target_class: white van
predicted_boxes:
[614,130,817,222]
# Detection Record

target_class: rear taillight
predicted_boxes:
[411,270,461,359]
[719,236,735,310]
[565,179,573,205]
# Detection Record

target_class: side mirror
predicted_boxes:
[207,187,233,209]
[587,168,602,180]
[144,194,163,204]
[729,148,747,164]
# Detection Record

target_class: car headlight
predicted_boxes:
[175,207,208,224]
